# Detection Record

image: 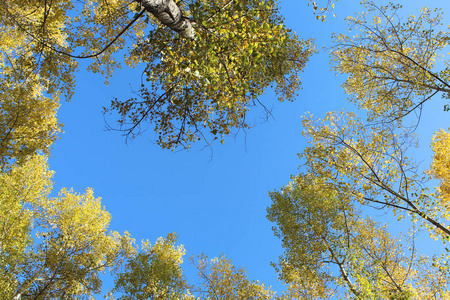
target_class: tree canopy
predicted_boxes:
[1,0,450,298]
[268,1,450,298]
[1,0,313,152]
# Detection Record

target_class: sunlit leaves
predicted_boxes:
[0,155,51,297]
[68,0,146,77]
[0,156,134,299]
[2,0,313,152]
[106,0,313,149]
[308,0,337,20]
[0,72,61,167]
[110,233,187,300]
[0,0,150,166]
[331,1,450,123]
[0,156,279,299]
[299,111,450,238]
[267,174,348,299]
[194,254,275,299]
[110,241,276,299]
[0,0,75,166]
[266,3,450,298]
[268,175,450,299]
[428,128,450,206]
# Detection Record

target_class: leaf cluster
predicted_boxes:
[105,0,313,149]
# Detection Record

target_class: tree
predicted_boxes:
[6,0,450,298]
[330,1,450,123]
[192,254,275,299]
[268,174,450,299]
[1,0,313,153]
[0,155,278,298]
[107,234,279,299]
[0,0,322,297]
[0,155,135,299]
[428,128,450,205]
[325,0,450,238]
[109,233,188,300]
[298,110,450,237]
[267,1,450,298]
[103,0,313,149]
[0,0,69,167]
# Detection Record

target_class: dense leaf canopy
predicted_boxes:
[1,0,450,298]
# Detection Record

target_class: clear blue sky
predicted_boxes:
[48,0,450,296]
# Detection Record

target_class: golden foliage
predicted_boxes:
[269,174,450,299]
[428,128,450,205]
[267,2,450,298]
[194,254,275,299]
[331,2,450,122]
[0,156,134,298]
[105,0,313,149]
[110,233,187,300]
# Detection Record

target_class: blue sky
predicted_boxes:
[49,0,450,295]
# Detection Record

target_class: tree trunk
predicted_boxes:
[138,0,195,39]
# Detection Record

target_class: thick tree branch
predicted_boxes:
[138,0,195,39]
